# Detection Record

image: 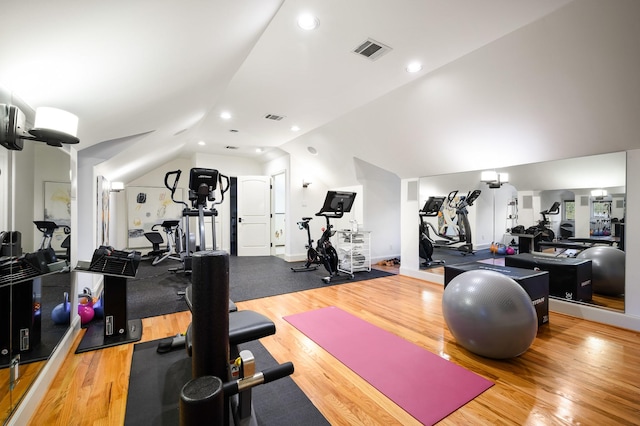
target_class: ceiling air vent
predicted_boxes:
[353,38,392,61]
[264,113,285,121]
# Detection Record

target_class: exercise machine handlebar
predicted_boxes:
[446,189,481,210]
[222,362,294,397]
[179,361,295,425]
[165,170,189,210]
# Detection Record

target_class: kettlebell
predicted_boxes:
[93,292,104,319]
[78,287,95,325]
[51,292,71,325]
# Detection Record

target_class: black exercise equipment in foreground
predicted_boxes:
[179,251,294,425]
[292,190,357,283]
[421,190,481,255]
[418,197,446,268]
[157,167,233,351]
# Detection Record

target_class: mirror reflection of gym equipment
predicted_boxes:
[418,190,481,260]
[418,152,627,312]
[0,123,73,421]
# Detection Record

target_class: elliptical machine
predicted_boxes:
[418,197,446,268]
[163,168,230,274]
[292,191,357,283]
[422,189,481,255]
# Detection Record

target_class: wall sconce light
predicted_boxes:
[1,104,79,151]
[110,181,125,192]
[591,189,607,199]
[302,179,312,188]
[481,170,509,188]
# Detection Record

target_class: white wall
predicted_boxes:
[354,158,401,262]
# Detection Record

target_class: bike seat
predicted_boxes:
[144,232,165,244]
[161,220,181,228]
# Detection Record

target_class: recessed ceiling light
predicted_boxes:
[406,62,423,73]
[291,125,301,132]
[307,146,318,155]
[220,111,231,120]
[297,13,319,30]
[256,148,263,153]
[198,141,205,146]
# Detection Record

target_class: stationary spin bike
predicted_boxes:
[291,191,357,283]
[289,217,319,272]
[33,220,71,268]
[532,201,560,242]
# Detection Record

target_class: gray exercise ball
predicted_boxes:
[577,246,625,296]
[442,270,538,359]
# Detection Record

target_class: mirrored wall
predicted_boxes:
[419,152,626,312]
[1,90,72,422]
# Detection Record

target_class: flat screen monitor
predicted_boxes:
[421,196,444,215]
[189,168,218,192]
[318,191,356,214]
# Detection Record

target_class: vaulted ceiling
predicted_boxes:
[3,0,639,183]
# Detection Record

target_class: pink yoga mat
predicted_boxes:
[284,306,493,425]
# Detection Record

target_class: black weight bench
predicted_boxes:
[185,310,276,357]
[144,231,166,257]
[157,284,275,354]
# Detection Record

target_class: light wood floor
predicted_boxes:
[26,268,640,425]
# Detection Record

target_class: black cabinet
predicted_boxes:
[444,262,549,326]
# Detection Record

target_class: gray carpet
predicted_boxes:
[420,248,506,270]
[127,255,395,319]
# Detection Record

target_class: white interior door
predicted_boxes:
[237,175,271,256]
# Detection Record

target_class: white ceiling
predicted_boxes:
[0,0,591,180]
